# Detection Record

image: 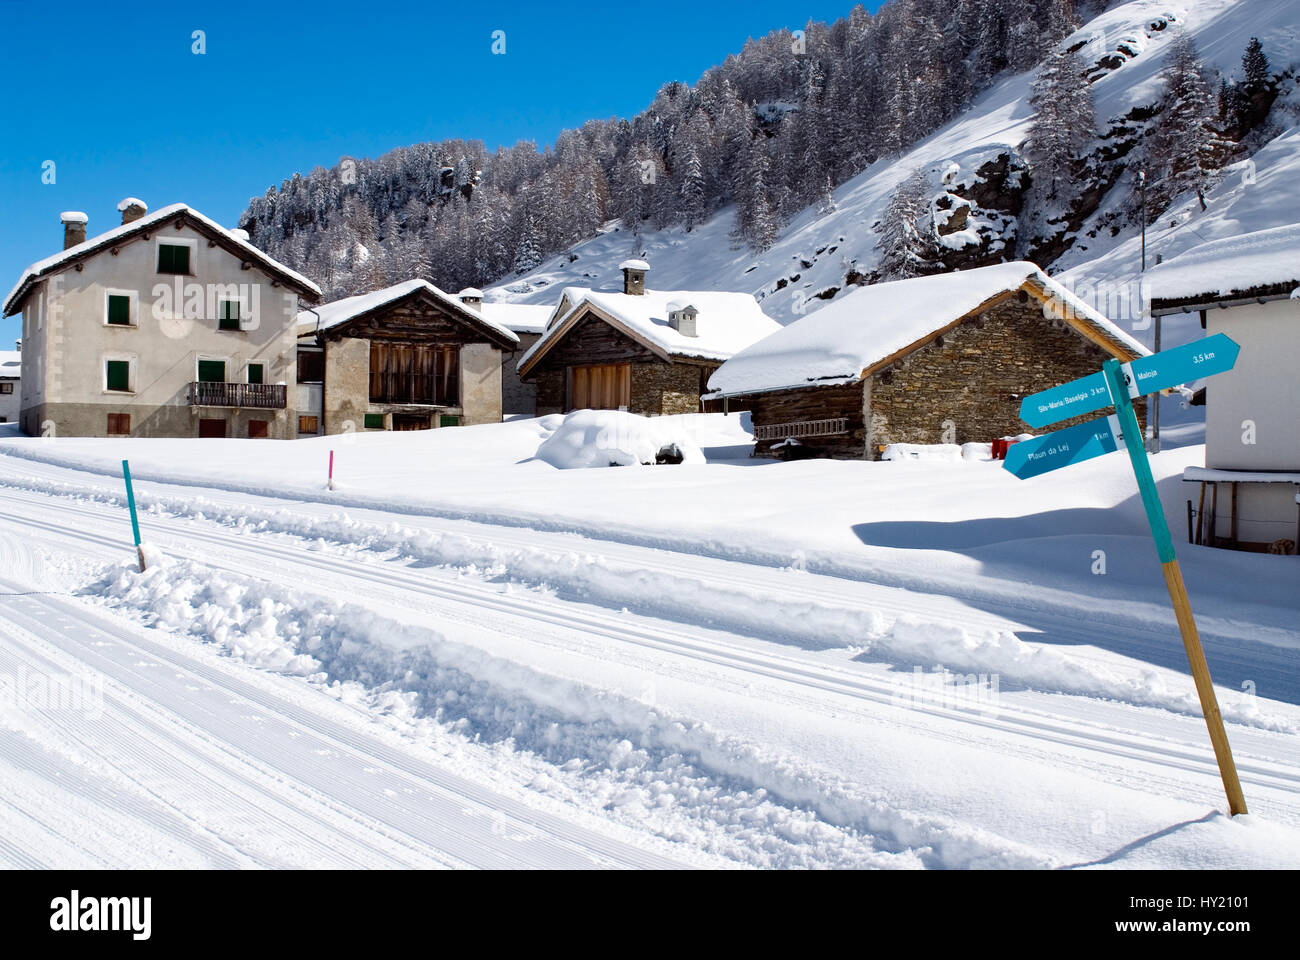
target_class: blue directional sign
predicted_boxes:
[1018,371,1110,429]
[1002,415,1121,479]
[1018,334,1240,429]
[1125,333,1240,397]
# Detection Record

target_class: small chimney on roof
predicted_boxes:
[667,301,699,337]
[14,340,20,353]
[458,287,484,313]
[619,259,649,296]
[117,197,148,225]
[60,211,88,250]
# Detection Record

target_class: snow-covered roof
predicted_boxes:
[1149,223,1300,308]
[707,262,1149,397]
[4,203,322,316]
[116,197,147,212]
[618,259,650,271]
[480,301,553,335]
[518,286,782,374]
[458,287,484,299]
[297,279,519,344]
[0,351,20,377]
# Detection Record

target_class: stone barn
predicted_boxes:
[706,261,1150,459]
[297,279,518,435]
[517,260,781,417]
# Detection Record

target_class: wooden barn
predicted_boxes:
[517,260,780,417]
[706,262,1151,459]
[296,279,518,435]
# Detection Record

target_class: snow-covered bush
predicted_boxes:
[534,410,705,469]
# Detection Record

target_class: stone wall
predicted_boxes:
[501,332,539,416]
[458,342,502,425]
[630,361,709,416]
[23,401,289,438]
[322,337,370,435]
[865,295,1145,457]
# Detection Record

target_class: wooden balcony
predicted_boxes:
[188,382,287,409]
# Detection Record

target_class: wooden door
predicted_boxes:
[198,418,227,438]
[569,363,630,411]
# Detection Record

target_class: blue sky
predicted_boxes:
[0,0,879,344]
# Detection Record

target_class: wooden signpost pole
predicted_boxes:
[1100,359,1247,816]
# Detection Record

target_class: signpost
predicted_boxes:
[1007,338,1248,816]
[121,459,146,572]
[1018,332,1241,429]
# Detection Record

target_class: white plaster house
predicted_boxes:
[2,199,321,439]
[1150,223,1300,552]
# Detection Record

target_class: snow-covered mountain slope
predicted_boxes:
[487,0,1300,341]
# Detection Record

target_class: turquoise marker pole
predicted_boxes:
[121,459,146,572]
[1101,359,1246,815]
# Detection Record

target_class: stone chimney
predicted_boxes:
[458,288,484,313]
[619,259,649,296]
[117,197,148,225]
[667,302,699,338]
[60,211,88,249]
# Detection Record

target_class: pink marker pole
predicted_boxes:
[328,450,335,491]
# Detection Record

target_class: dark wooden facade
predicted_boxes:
[522,309,716,417]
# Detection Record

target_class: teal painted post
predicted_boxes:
[122,459,146,571]
[1100,360,1175,563]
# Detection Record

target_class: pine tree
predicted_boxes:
[1150,32,1229,212]
[1241,37,1270,93]
[1025,46,1096,203]
[876,169,935,281]
[680,141,707,231]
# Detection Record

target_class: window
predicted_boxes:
[107,413,131,436]
[157,243,190,274]
[247,362,265,385]
[218,300,241,331]
[197,359,226,383]
[439,415,459,428]
[107,294,131,326]
[0,383,12,395]
[199,418,227,439]
[363,413,384,429]
[248,420,269,439]
[105,359,131,392]
[297,350,325,383]
[298,415,319,433]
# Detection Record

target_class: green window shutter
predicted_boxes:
[197,360,225,383]
[105,360,130,391]
[439,415,460,428]
[247,363,264,385]
[107,295,130,325]
[158,244,190,274]
[363,413,384,429]
[218,300,240,331]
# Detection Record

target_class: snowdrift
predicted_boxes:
[534,410,705,469]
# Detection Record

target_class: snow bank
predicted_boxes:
[534,409,705,469]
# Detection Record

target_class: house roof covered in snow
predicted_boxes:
[0,351,20,377]
[3,203,322,316]
[297,279,519,347]
[516,286,782,376]
[706,261,1150,397]
[479,301,554,336]
[1148,222,1300,313]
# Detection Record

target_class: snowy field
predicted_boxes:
[1,414,1298,869]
